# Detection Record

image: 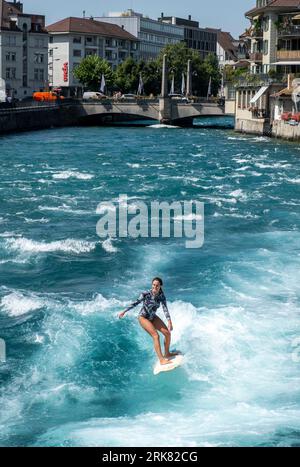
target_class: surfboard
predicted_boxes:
[153,354,184,376]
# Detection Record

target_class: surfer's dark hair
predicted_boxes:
[152,277,163,287]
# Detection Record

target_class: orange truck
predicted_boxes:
[33,91,65,102]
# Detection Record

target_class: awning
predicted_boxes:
[250,85,269,104]
[293,14,300,20]
[270,87,293,98]
[271,61,300,65]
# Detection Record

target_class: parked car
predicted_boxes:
[120,94,137,100]
[168,93,190,103]
[83,92,106,100]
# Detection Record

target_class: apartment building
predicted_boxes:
[0,0,48,99]
[47,17,139,95]
[159,14,217,60]
[246,0,300,75]
[100,9,184,62]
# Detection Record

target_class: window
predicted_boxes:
[73,36,82,43]
[33,69,44,81]
[6,68,16,79]
[73,49,82,57]
[6,52,10,61]
[50,36,53,43]
[263,40,269,55]
[6,35,17,46]
[11,52,16,61]
[35,38,45,48]
[34,53,44,64]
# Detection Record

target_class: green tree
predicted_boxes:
[73,55,114,91]
[202,53,222,96]
[158,43,221,97]
[114,57,140,93]
[115,58,162,95]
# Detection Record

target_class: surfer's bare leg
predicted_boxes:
[152,316,179,358]
[138,317,171,365]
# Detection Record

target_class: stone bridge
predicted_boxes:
[79,98,225,126]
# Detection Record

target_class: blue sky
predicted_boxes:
[22,0,254,37]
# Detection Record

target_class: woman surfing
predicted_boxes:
[119,277,179,365]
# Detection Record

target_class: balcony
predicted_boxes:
[277,50,300,60]
[250,52,263,62]
[278,26,300,37]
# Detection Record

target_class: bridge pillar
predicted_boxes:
[159,55,173,124]
[159,97,173,124]
[161,54,168,98]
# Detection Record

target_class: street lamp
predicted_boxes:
[48,46,59,89]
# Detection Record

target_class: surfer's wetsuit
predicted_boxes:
[124,290,171,322]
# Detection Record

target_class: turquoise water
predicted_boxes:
[0,119,300,447]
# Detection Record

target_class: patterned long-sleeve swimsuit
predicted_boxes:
[124,290,171,322]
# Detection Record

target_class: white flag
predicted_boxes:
[100,74,106,94]
[170,75,175,94]
[207,76,212,99]
[181,73,186,95]
[137,73,144,95]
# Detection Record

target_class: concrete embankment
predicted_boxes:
[235,117,300,141]
[235,118,272,137]
[0,103,81,135]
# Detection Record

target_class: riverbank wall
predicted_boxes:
[0,103,82,135]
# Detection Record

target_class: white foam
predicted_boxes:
[174,214,203,221]
[23,217,50,224]
[147,124,180,129]
[126,163,141,169]
[5,237,97,255]
[0,291,45,317]
[71,293,121,316]
[102,238,119,253]
[52,171,94,180]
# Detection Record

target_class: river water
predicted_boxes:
[0,119,300,447]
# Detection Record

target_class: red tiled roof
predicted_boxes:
[218,31,238,60]
[47,17,138,41]
[246,0,300,17]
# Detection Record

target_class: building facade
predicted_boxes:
[0,0,48,99]
[99,10,184,61]
[246,0,300,75]
[47,17,139,95]
[158,14,217,59]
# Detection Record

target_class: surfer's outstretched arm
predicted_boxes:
[119,293,144,319]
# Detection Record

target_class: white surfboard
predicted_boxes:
[153,354,184,376]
